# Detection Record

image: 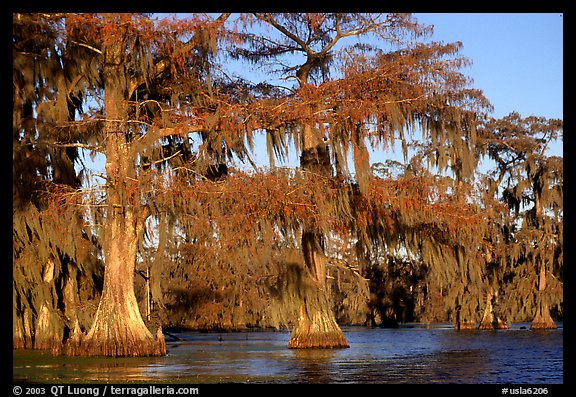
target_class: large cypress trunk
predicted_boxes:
[288,122,349,349]
[64,29,165,356]
[530,194,556,330]
[64,206,165,357]
[288,230,349,348]
[530,265,556,330]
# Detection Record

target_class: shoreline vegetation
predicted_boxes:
[160,321,561,337]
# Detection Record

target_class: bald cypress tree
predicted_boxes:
[60,13,242,357]
[478,113,562,329]
[230,13,491,347]
[14,13,240,357]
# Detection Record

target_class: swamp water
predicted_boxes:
[13,323,562,384]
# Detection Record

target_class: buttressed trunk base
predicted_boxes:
[530,301,556,330]
[287,231,349,349]
[63,312,166,357]
[288,297,349,349]
[63,210,166,357]
[530,266,556,330]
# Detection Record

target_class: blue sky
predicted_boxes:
[416,13,563,122]
[417,13,564,168]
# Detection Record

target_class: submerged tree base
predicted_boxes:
[288,328,349,349]
[478,318,509,330]
[530,321,557,330]
[288,308,349,349]
[530,303,557,330]
[62,326,166,357]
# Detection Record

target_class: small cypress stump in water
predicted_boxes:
[478,318,509,330]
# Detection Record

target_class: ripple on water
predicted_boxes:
[13,324,562,384]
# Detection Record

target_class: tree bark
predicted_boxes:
[287,122,349,349]
[530,265,556,330]
[64,207,165,356]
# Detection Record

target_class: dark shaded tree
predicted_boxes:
[13,13,104,351]
[478,113,562,329]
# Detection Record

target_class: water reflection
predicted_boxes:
[13,324,562,384]
[290,349,339,383]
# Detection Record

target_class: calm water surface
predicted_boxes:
[13,323,563,384]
